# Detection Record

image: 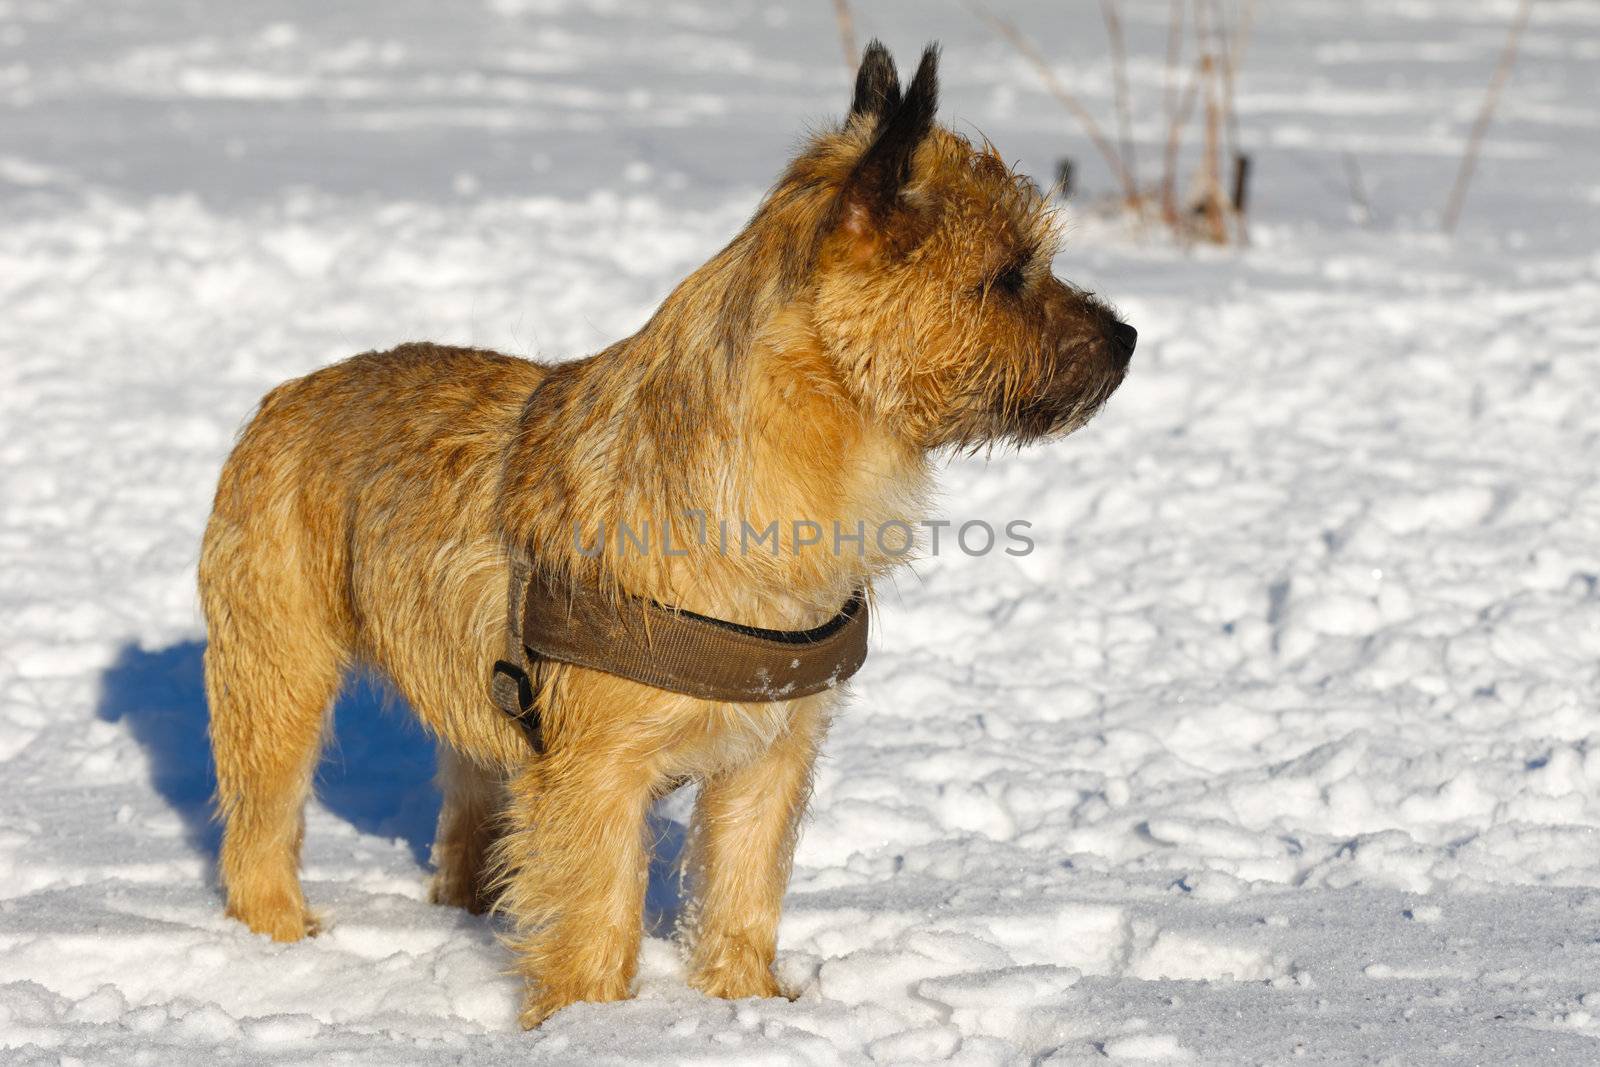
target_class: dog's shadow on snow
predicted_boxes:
[96,640,688,930]
[96,640,442,867]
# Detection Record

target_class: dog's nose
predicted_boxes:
[1112,322,1137,362]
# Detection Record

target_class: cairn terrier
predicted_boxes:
[199,41,1133,1026]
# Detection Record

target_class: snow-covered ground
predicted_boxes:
[4,0,1600,1061]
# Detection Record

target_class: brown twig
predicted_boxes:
[1206,1,1242,176]
[1216,0,1258,154]
[1441,0,1534,232]
[830,0,858,72]
[1100,0,1140,205]
[1342,151,1372,224]
[1211,0,1242,241]
[1163,57,1204,230]
[1160,0,1186,225]
[1229,0,1258,73]
[1189,0,1256,242]
[1199,1,1232,144]
[1221,0,1256,243]
[963,0,1136,203]
[1199,52,1228,243]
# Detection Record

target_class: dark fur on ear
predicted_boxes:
[842,44,940,231]
[850,39,901,121]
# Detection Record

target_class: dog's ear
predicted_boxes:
[849,39,901,122]
[838,44,939,256]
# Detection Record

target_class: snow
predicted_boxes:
[3,0,1600,1061]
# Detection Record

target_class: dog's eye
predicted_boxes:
[993,263,1027,295]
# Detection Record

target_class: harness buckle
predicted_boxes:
[490,659,544,754]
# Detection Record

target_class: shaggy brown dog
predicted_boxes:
[199,41,1133,1027]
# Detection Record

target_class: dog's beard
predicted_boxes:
[937,357,1126,450]
[1032,362,1126,441]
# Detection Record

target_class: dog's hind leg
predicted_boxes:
[201,507,344,943]
[428,747,505,914]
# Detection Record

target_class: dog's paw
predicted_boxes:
[688,965,783,1002]
[427,873,493,915]
[518,997,561,1030]
[227,899,321,942]
[519,980,630,1029]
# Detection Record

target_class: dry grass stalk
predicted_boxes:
[1101,0,1141,207]
[1199,53,1228,243]
[1218,0,1257,153]
[830,0,858,72]
[1179,0,1255,243]
[1203,0,1249,241]
[1160,0,1187,225]
[1163,58,1204,229]
[962,0,1137,204]
[1342,151,1372,225]
[1441,0,1534,233]
[966,0,1254,244]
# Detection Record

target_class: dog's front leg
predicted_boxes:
[498,738,664,1028]
[685,697,830,1001]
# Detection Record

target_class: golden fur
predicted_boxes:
[198,42,1130,1027]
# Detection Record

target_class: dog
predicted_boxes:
[198,40,1133,1027]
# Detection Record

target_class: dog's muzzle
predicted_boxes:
[1112,322,1137,366]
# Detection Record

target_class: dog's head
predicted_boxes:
[804,42,1134,451]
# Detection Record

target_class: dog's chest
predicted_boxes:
[711,700,797,765]
[658,693,825,779]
